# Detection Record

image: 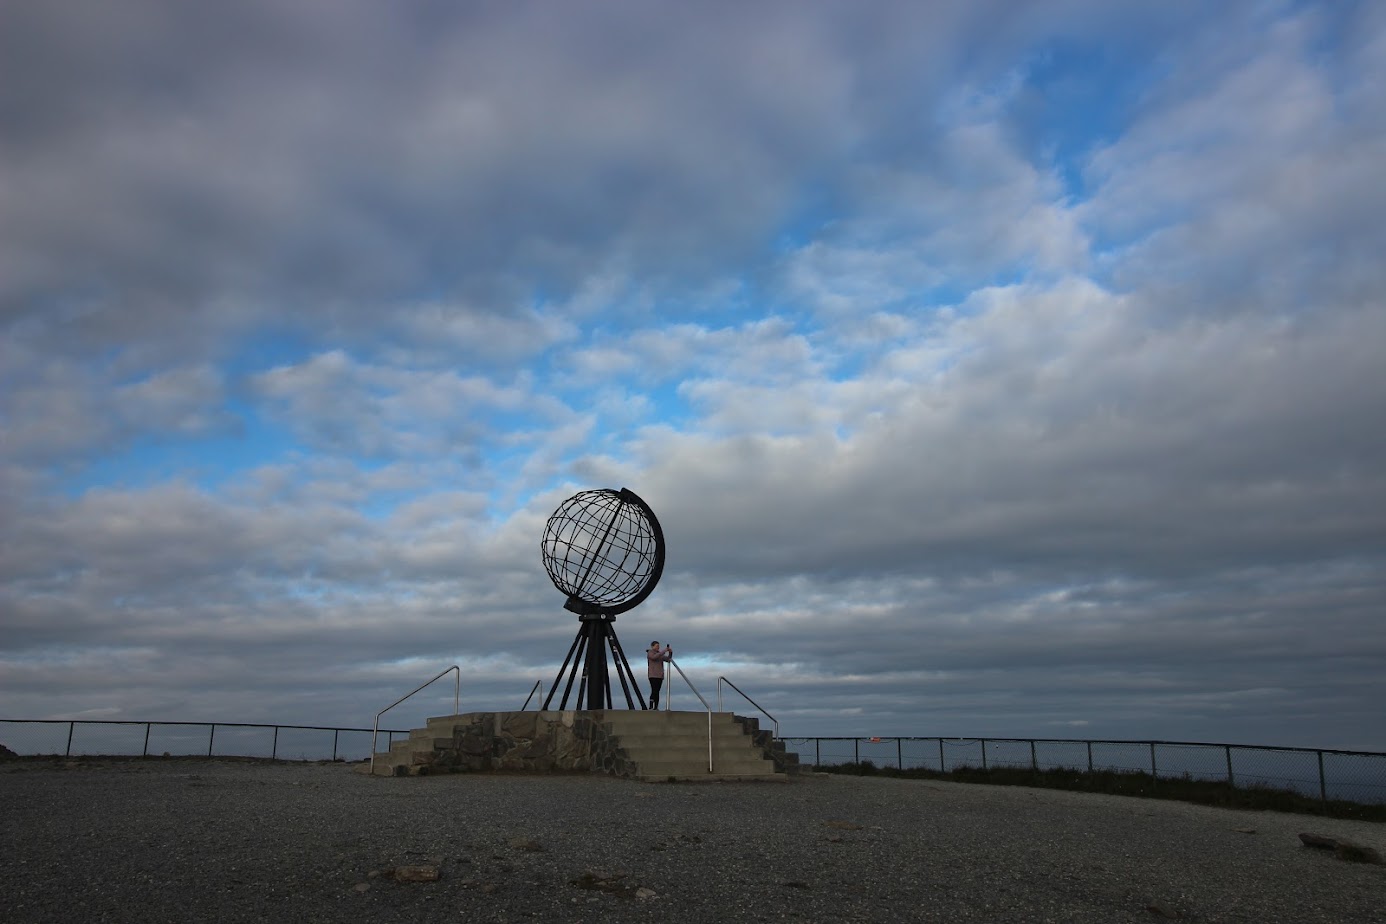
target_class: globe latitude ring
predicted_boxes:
[540,487,665,617]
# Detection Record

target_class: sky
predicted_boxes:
[2,0,1384,752]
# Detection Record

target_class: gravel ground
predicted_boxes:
[1,758,1382,923]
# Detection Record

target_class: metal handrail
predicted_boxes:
[521,679,545,711]
[369,665,459,775]
[664,658,713,773]
[717,676,778,738]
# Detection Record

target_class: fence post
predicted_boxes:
[272,727,279,760]
[897,738,903,770]
[332,729,339,761]
[1086,741,1092,772]
[981,738,987,770]
[66,721,75,757]
[1225,745,1234,787]
[208,724,216,757]
[854,739,859,764]
[1030,740,1038,772]
[1149,742,1157,786]
[938,738,945,772]
[1317,751,1326,802]
[815,738,820,767]
[143,724,151,757]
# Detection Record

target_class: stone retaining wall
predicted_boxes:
[406,711,638,777]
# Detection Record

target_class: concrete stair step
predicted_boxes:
[390,736,453,753]
[616,742,770,761]
[619,743,774,760]
[600,711,739,727]
[607,731,751,747]
[363,710,791,780]
[632,759,782,781]
[629,751,778,768]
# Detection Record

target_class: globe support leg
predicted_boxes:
[545,617,646,710]
[583,618,610,709]
[608,629,646,710]
[545,624,589,710]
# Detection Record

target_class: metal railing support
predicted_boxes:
[521,679,545,711]
[1,718,411,762]
[715,677,778,738]
[666,659,714,773]
[370,665,460,776]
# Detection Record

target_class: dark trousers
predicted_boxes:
[648,677,663,709]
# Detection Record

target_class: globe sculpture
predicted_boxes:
[540,487,665,710]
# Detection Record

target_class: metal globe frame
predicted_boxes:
[539,487,665,710]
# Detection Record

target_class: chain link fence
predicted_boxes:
[781,736,1386,804]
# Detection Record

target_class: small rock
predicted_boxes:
[352,882,371,893]
[1147,901,1181,919]
[1232,828,1256,834]
[571,870,633,897]
[823,820,863,830]
[392,865,440,882]
[509,837,544,852]
[783,881,811,890]
[635,887,657,901]
[479,883,498,894]
[1298,832,1383,863]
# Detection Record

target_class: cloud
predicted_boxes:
[1,2,1383,754]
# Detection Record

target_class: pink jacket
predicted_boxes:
[647,645,672,679]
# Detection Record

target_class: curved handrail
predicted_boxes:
[521,679,545,711]
[369,665,460,775]
[717,676,778,738]
[665,658,713,773]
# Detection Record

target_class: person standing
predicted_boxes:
[646,640,672,709]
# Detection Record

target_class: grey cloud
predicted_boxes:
[2,1,1382,751]
[0,0,1219,362]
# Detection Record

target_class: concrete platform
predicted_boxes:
[365,709,800,781]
